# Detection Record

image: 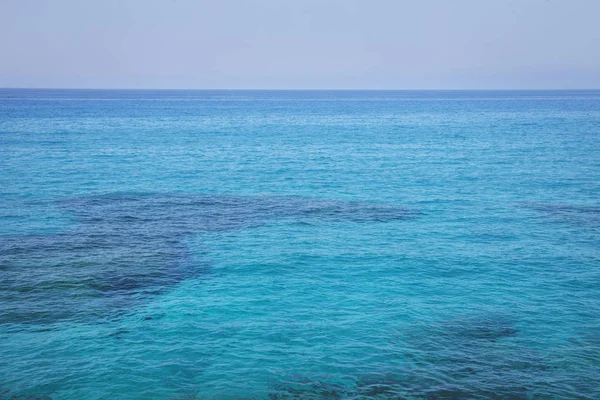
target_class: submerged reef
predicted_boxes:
[269,378,349,400]
[268,315,550,399]
[395,315,542,399]
[0,193,412,325]
[433,314,519,341]
[0,388,52,400]
[520,202,600,226]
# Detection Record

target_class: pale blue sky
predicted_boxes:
[1,0,599,89]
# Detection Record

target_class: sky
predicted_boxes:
[0,0,599,89]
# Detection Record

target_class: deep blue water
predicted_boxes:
[1,89,599,399]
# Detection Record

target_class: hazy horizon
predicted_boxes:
[1,0,599,90]
[2,88,600,91]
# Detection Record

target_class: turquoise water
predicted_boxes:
[1,89,599,399]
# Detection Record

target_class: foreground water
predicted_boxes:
[1,89,599,399]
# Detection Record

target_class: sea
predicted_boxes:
[0,89,599,399]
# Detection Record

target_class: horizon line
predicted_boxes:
[1,87,600,91]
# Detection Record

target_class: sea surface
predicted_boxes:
[0,89,599,399]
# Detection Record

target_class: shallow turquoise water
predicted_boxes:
[1,89,599,399]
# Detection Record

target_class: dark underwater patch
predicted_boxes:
[435,314,518,341]
[268,377,350,400]
[0,388,52,400]
[354,372,412,399]
[390,315,546,399]
[520,202,600,226]
[267,315,546,399]
[0,193,412,325]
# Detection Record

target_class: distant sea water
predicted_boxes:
[1,89,599,399]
